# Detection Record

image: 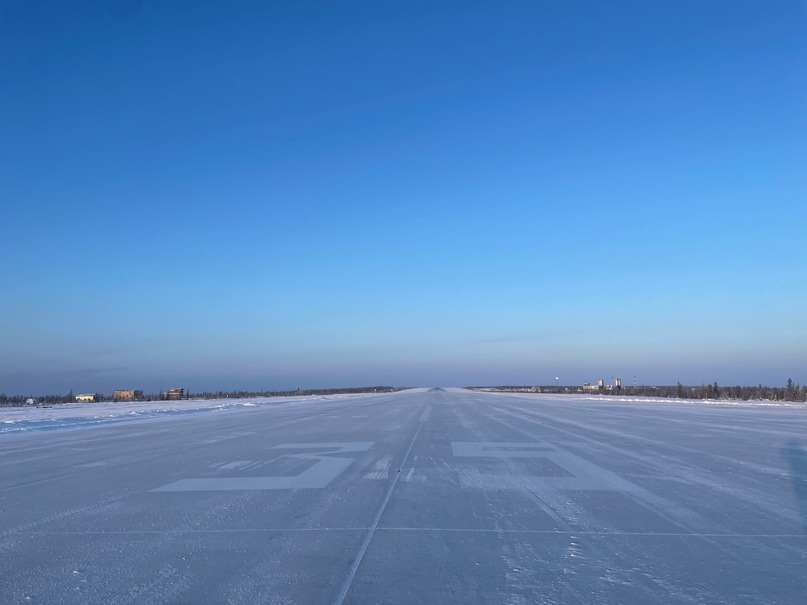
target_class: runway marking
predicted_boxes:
[0,416,318,493]
[451,442,618,491]
[419,406,432,422]
[217,460,252,470]
[403,455,418,482]
[151,442,374,492]
[363,454,393,480]
[332,423,423,605]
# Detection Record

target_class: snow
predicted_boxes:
[1,388,805,603]
[0,393,376,434]
[4,391,802,437]
[497,392,807,409]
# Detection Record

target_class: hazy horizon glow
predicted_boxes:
[2,1,805,395]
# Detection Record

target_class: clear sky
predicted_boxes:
[2,0,805,395]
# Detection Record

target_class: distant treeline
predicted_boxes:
[0,386,405,407]
[468,379,807,402]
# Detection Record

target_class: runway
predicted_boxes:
[1,388,805,604]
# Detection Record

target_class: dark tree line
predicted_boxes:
[181,386,403,400]
[471,380,807,402]
[0,391,98,406]
[614,379,806,402]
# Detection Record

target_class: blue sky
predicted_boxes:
[2,1,805,394]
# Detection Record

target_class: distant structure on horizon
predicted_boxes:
[161,388,185,401]
[582,378,622,392]
[113,389,143,402]
[75,393,96,402]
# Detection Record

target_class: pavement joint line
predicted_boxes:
[10,529,807,538]
[331,420,424,605]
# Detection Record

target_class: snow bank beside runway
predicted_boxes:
[578,395,807,408]
[471,389,807,409]
[0,393,376,434]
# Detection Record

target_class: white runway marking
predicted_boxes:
[364,454,393,480]
[152,443,374,492]
[332,423,424,605]
[217,460,252,470]
[451,442,619,491]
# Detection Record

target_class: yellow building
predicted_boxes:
[76,394,96,402]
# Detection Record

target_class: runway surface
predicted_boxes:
[2,388,806,604]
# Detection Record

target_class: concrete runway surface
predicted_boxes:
[1,388,806,604]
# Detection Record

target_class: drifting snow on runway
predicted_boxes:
[1,388,806,604]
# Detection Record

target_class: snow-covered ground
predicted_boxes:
[3,391,803,435]
[1,388,805,604]
[482,391,807,409]
[579,395,807,407]
[0,393,379,434]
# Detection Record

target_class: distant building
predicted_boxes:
[161,388,185,401]
[76,394,96,402]
[583,377,623,392]
[113,389,143,402]
[25,398,36,405]
[583,379,604,392]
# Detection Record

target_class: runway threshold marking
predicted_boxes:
[451,442,618,491]
[151,442,374,492]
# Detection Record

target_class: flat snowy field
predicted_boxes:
[0,393,378,434]
[1,388,805,604]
